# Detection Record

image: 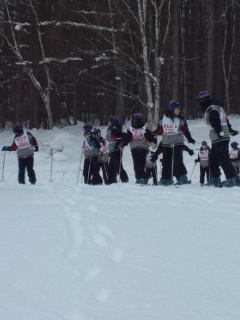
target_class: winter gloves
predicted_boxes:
[230,130,238,136]
[187,138,196,144]
[2,146,9,151]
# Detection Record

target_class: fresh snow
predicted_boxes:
[0,117,240,320]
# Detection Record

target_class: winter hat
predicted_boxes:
[83,122,93,133]
[231,141,239,148]
[202,141,207,146]
[13,122,23,134]
[109,116,120,125]
[196,91,211,103]
[168,100,182,111]
[132,113,143,119]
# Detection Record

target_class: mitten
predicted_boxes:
[188,138,195,144]
[230,130,238,136]
[2,146,9,151]
[188,149,194,156]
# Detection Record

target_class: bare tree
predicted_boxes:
[222,0,236,114]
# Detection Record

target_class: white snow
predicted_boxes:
[0,117,240,320]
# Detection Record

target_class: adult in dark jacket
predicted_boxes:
[196,91,238,187]
[2,123,38,184]
[126,113,157,184]
[154,100,195,185]
[105,116,128,184]
[82,123,102,185]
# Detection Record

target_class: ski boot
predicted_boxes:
[175,175,190,185]
[158,178,172,186]
[206,177,222,188]
[135,178,146,185]
[222,177,239,188]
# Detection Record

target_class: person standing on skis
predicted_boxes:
[2,122,38,184]
[196,91,238,187]
[154,100,195,185]
[195,140,211,186]
[82,123,102,185]
[126,113,157,184]
[105,116,129,184]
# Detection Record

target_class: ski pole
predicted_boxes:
[189,162,197,183]
[87,157,92,184]
[1,150,6,182]
[118,145,123,182]
[49,148,54,182]
[76,149,84,185]
[171,135,175,184]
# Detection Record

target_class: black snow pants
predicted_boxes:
[83,156,103,185]
[210,141,237,179]
[18,156,36,184]
[131,148,148,180]
[107,150,128,184]
[161,145,187,180]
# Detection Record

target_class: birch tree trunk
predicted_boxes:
[2,0,54,128]
[222,0,235,114]
[136,0,154,127]
[205,0,214,94]
[107,0,125,123]
[29,0,53,128]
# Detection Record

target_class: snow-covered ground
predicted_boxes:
[0,117,240,320]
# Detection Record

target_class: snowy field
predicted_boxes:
[0,117,240,320]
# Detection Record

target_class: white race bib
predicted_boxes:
[15,130,31,149]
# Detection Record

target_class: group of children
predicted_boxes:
[82,114,158,185]
[82,97,240,187]
[2,92,240,187]
[82,102,197,186]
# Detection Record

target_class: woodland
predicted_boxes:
[0,0,240,129]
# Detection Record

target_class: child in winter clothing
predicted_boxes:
[229,141,240,175]
[82,123,102,185]
[126,113,157,184]
[95,128,109,184]
[145,151,158,185]
[195,141,211,185]
[154,100,195,185]
[197,91,238,187]
[105,116,129,184]
[2,123,38,184]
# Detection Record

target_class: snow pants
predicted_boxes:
[18,156,36,184]
[145,166,158,185]
[83,156,103,185]
[107,150,128,184]
[98,161,109,184]
[161,145,187,180]
[199,166,210,184]
[131,148,148,180]
[210,141,237,179]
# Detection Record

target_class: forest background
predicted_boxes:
[0,0,239,129]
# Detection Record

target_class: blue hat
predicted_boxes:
[83,123,93,133]
[109,116,120,125]
[168,100,182,111]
